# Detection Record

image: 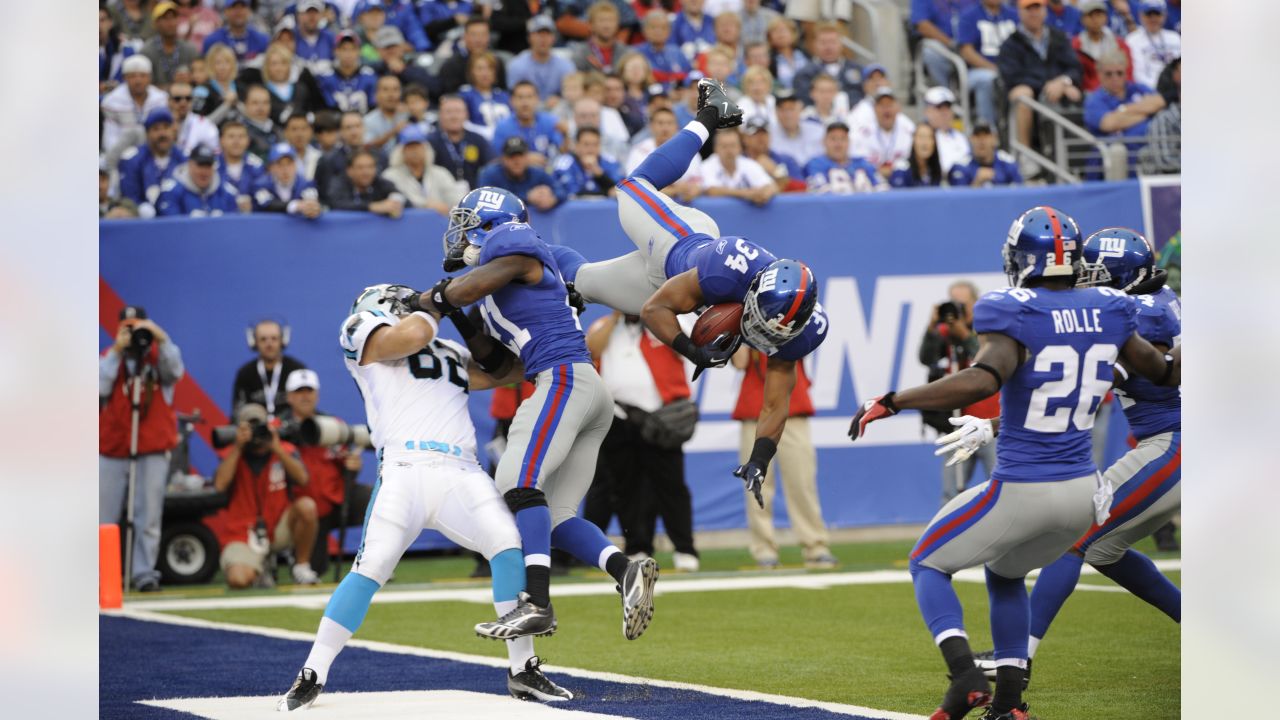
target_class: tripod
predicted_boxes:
[122,367,145,590]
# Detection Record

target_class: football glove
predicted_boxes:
[847,392,899,441]
[933,415,994,467]
[565,281,586,318]
[688,332,743,381]
[733,460,766,509]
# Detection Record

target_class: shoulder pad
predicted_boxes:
[973,289,1027,336]
[120,146,140,161]
[479,222,547,265]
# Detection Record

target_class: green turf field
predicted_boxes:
[159,537,1180,717]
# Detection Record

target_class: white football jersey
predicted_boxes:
[339,311,478,457]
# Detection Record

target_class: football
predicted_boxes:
[691,302,744,346]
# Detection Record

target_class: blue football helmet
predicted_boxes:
[443,187,528,270]
[1078,227,1156,292]
[741,259,818,354]
[1002,206,1083,287]
[350,283,417,317]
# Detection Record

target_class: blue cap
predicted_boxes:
[144,107,174,129]
[1140,0,1166,13]
[864,63,888,79]
[397,125,428,146]
[355,0,385,16]
[267,142,297,164]
[189,144,218,165]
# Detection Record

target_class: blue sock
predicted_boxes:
[1095,549,1181,622]
[631,128,705,189]
[986,567,1030,661]
[515,505,552,607]
[548,244,586,284]
[1029,553,1084,639]
[322,571,380,633]
[551,516,615,570]
[489,548,526,603]
[911,561,965,638]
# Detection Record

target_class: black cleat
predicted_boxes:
[973,651,1032,690]
[928,666,992,720]
[475,591,557,640]
[508,656,573,702]
[696,78,743,128]
[619,556,658,640]
[979,703,1034,720]
[277,668,323,711]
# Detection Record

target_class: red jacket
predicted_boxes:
[732,351,815,420]
[637,327,692,404]
[296,444,346,518]
[209,446,297,548]
[490,382,537,421]
[99,346,178,458]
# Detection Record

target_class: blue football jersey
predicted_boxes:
[665,234,829,359]
[476,223,591,377]
[1115,286,1181,439]
[974,286,1139,482]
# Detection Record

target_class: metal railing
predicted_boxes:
[1008,94,1122,183]
[840,34,878,66]
[848,0,884,63]
[912,38,972,131]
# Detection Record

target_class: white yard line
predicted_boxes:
[125,560,1181,612]
[116,609,929,720]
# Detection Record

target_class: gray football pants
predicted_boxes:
[494,362,615,526]
[1076,431,1181,566]
[911,474,1100,579]
[572,177,721,314]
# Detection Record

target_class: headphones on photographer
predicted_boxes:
[246,317,292,351]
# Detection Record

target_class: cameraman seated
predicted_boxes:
[279,369,372,577]
[212,403,318,588]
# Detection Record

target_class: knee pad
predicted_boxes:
[503,487,548,514]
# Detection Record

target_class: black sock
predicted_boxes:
[696,106,720,136]
[939,636,976,677]
[605,552,629,584]
[992,665,1025,713]
[525,565,551,608]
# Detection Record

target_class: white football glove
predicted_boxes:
[933,415,994,467]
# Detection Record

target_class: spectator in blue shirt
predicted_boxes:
[672,0,716,60]
[118,108,185,218]
[552,127,624,198]
[957,0,1018,125]
[947,122,1023,186]
[889,124,945,188]
[420,0,474,48]
[252,143,322,216]
[383,0,432,53]
[1083,50,1165,145]
[477,136,567,211]
[507,16,577,102]
[459,52,513,137]
[293,0,335,71]
[791,23,864,106]
[216,119,267,198]
[803,122,882,195]
[1046,0,1083,36]
[491,81,566,168]
[202,0,269,61]
[911,0,978,86]
[741,116,802,186]
[318,30,379,112]
[156,145,242,216]
[639,11,692,87]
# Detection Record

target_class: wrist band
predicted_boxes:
[427,277,460,315]
[449,309,479,339]
[971,362,1004,391]
[748,437,777,467]
[672,332,697,361]
[1113,363,1130,383]
[1158,353,1175,386]
[412,311,438,338]
[881,391,899,414]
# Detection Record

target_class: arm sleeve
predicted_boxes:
[339,311,394,364]
[956,13,979,48]
[1136,303,1178,347]
[972,291,1020,336]
[157,341,185,385]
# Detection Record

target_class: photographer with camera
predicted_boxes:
[211,403,317,588]
[99,305,184,593]
[278,369,372,578]
[232,319,307,418]
[917,280,1000,505]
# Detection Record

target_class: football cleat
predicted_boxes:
[928,666,992,720]
[695,78,743,128]
[475,592,557,640]
[277,668,323,712]
[979,703,1033,720]
[972,651,1032,690]
[508,656,573,702]
[619,556,659,640]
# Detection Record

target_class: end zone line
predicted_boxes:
[115,608,928,720]
[125,559,1181,612]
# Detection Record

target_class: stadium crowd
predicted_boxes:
[98,0,1182,220]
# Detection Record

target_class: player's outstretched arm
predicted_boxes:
[360,313,440,366]
[756,357,797,445]
[435,255,544,309]
[444,309,521,388]
[640,270,704,348]
[1119,332,1180,386]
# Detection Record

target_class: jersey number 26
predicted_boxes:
[1024,343,1118,433]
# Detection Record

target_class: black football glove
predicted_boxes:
[733,460,766,509]
[565,281,586,318]
[687,332,743,381]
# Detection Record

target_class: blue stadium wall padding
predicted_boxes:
[100,181,1142,551]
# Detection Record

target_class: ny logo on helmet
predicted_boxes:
[1095,235,1127,260]
[758,268,779,293]
[475,190,504,211]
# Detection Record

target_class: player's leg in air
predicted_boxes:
[476,360,660,641]
[551,79,743,314]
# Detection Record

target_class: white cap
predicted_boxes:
[924,86,956,106]
[122,54,153,76]
[286,369,320,392]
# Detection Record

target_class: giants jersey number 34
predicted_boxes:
[339,311,479,456]
[974,286,1138,482]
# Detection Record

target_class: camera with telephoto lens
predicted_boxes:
[210,418,274,449]
[124,323,154,356]
[936,301,960,323]
[298,415,373,449]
